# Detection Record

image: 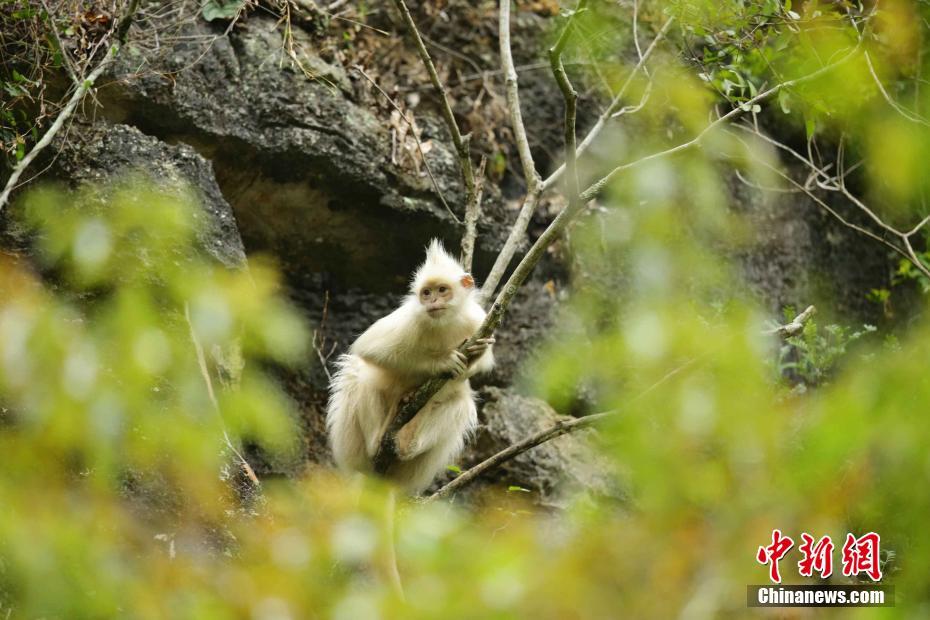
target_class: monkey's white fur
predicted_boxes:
[326,240,494,494]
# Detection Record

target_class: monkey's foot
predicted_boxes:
[393,425,420,460]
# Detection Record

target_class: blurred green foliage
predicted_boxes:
[2,0,930,617]
[776,314,877,389]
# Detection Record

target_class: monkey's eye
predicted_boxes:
[438,286,448,294]
[421,288,430,296]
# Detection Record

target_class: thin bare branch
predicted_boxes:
[431,411,611,499]
[499,0,540,193]
[430,356,699,499]
[480,188,540,299]
[353,64,459,223]
[733,124,930,279]
[765,305,816,337]
[389,0,476,205]
[461,157,487,271]
[843,4,930,127]
[728,129,924,276]
[548,0,588,207]
[738,123,904,237]
[579,41,862,203]
[483,15,672,299]
[184,304,261,488]
[541,16,674,192]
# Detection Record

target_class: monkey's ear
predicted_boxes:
[460,274,475,289]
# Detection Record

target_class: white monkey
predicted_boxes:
[326,239,495,494]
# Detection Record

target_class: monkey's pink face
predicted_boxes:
[419,280,456,318]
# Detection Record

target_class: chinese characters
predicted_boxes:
[756,531,882,583]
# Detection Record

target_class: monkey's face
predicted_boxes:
[418,280,456,318]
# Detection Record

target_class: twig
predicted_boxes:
[865,50,930,127]
[184,304,260,487]
[431,411,611,499]
[479,188,540,302]
[578,41,863,203]
[765,305,816,337]
[841,5,930,128]
[0,0,142,213]
[312,291,335,381]
[353,64,459,223]
[39,0,79,85]
[549,0,588,208]
[389,0,476,212]
[480,0,546,298]
[461,156,487,272]
[540,16,674,192]
[731,124,930,279]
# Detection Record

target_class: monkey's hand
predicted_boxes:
[465,336,495,362]
[444,349,469,379]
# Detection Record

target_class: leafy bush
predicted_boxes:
[777,314,877,388]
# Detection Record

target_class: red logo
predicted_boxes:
[798,533,834,578]
[757,530,882,583]
[756,529,794,584]
[842,532,882,581]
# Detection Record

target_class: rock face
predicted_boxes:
[730,170,891,324]
[0,1,898,502]
[102,11,512,292]
[47,123,247,269]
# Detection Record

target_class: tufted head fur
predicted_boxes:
[410,239,475,296]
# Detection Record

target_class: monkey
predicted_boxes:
[326,239,494,494]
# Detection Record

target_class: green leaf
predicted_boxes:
[202,0,246,22]
[445,465,461,474]
[805,118,816,140]
[777,89,791,114]
[507,485,532,493]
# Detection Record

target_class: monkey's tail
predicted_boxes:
[326,354,374,472]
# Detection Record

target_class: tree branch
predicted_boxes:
[429,357,699,499]
[483,15,672,299]
[765,305,816,337]
[431,411,611,500]
[731,124,930,280]
[548,0,587,208]
[461,156,487,272]
[499,0,540,193]
[480,0,546,299]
